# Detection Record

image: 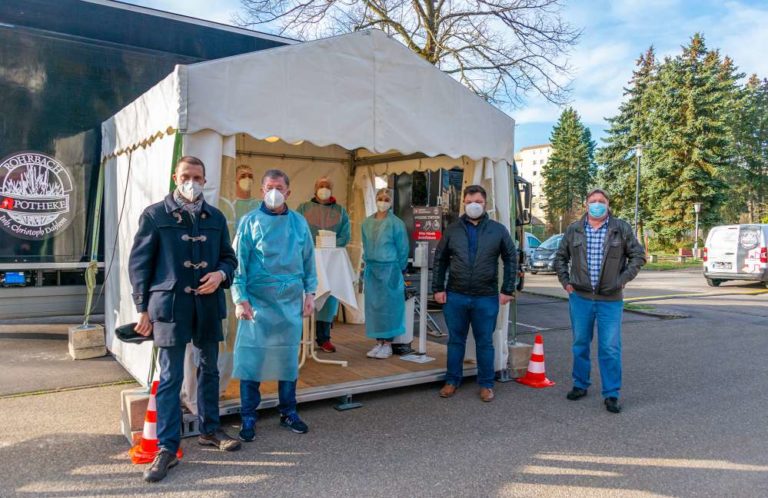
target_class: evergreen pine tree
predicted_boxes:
[644,34,731,247]
[596,47,656,221]
[542,107,596,229]
[731,75,768,222]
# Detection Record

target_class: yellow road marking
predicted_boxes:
[625,289,768,302]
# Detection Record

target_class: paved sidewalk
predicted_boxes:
[2,290,767,497]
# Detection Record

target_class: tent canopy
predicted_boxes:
[102,29,515,163]
[101,28,517,388]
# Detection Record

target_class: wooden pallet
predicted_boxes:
[222,322,450,399]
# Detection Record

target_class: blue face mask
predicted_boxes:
[588,202,608,218]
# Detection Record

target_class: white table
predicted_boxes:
[300,247,358,369]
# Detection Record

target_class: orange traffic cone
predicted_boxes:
[516,334,555,388]
[129,380,183,464]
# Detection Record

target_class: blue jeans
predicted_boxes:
[240,380,298,422]
[443,292,499,388]
[156,341,220,453]
[568,292,623,398]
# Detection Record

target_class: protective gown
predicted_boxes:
[232,204,317,381]
[296,199,351,322]
[219,197,260,393]
[361,211,409,339]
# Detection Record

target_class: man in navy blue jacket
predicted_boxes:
[129,156,240,483]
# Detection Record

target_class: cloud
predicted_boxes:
[707,2,768,77]
[515,0,768,131]
[126,0,241,25]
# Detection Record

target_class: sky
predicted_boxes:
[127,0,768,153]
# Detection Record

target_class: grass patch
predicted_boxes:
[643,255,701,271]
[624,303,656,312]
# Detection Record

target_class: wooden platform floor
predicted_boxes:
[222,322,449,399]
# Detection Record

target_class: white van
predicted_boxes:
[703,224,768,287]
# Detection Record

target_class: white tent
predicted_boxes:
[102,29,516,400]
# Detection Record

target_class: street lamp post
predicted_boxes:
[634,144,643,237]
[693,202,702,258]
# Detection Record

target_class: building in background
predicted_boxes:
[514,144,552,225]
[0,0,291,318]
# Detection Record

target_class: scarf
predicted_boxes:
[173,189,204,221]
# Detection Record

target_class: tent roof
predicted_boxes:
[102,29,515,162]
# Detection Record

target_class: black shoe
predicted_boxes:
[605,397,621,414]
[566,387,588,400]
[239,417,256,442]
[198,429,242,451]
[143,449,178,483]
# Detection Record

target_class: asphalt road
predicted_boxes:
[523,266,768,301]
[1,270,767,497]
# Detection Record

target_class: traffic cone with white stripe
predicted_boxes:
[516,334,555,388]
[129,380,183,464]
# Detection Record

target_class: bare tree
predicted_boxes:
[235,0,580,106]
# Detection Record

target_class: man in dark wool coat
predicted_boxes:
[129,155,240,483]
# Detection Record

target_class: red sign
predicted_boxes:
[413,207,442,241]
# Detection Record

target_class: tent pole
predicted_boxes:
[236,150,350,164]
[82,159,105,326]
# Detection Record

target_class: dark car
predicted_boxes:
[528,234,563,274]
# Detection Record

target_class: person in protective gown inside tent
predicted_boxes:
[296,176,351,353]
[361,188,409,360]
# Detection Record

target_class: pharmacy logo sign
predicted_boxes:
[0,152,74,240]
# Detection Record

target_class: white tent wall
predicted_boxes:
[103,70,182,159]
[103,132,177,385]
[181,130,236,205]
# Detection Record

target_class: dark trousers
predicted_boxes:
[315,320,332,344]
[240,380,298,422]
[156,341,220,453]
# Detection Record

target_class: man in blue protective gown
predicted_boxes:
[296,176,351,353]
[232,169,317,441]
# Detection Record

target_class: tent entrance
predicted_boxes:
[217,322,475,412]
[209,136,481,413]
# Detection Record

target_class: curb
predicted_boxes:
[521,289,689,320]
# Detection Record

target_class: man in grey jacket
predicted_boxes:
[554,188,645,414]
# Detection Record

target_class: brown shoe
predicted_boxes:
[198,430,242,451]
[439,384,457,398]
[479,387,495,402]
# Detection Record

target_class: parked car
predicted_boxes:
[521,232,541,271]
[703,224,768,288]
[528,234,563,274]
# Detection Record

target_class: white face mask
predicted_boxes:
[264,188,286,210]
[465,202,484,219]
[316,187,332,201]
[238,178,253,192]
[376,201,391,212]
[179,180,203,202]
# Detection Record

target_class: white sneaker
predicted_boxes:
[366,343,383,358]
[374,342,393,359]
